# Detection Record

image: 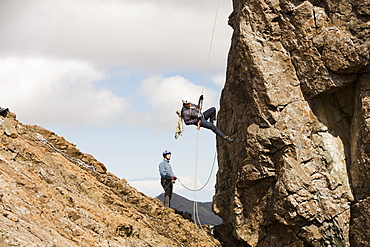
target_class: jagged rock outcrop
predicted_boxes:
[214,0,369,246]
[0,113,220,246]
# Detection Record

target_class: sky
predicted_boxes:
[0,0,233,202]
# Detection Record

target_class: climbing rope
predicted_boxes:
[201,0,221,94]
[177,149,217,192]
[191,0,221,230]
[169,0,221,240]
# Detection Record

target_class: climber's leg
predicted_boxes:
[202,107,216,123]
[200,119,226,139]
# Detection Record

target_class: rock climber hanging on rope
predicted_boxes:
[180,95,233,142]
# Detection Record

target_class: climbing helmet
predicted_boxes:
[162,150,171,157]
[182,96,191,104]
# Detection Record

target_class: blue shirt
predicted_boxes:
[159,159,175,180]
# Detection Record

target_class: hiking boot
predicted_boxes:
[224,136,234,142]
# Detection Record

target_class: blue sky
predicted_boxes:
[0,0,233,202]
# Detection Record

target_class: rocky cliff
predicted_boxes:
[0,113,220,246]
[214,0,369,246]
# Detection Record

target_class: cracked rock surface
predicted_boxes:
[0,113,220,247]
[214,0,370,246]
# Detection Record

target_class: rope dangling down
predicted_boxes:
[177,149,217,192]
[171,0,221,234]
[192,0,220,227]
[193,0,220,230]
[174,0,219,139]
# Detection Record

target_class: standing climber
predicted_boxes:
[181,95,233,142]
[159,150,177,208]
[0,107,9,117]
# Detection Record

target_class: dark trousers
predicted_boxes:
[161,179,173,208]
[200,107,226,139]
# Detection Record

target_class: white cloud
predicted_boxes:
[0,0,231,128]
[211,73,226,87]
[0,0,230,202]
[137,75,218,132]
[0,56,220,129]
[128,178,163,198]
[0,0,232,73]
[0,56,128,126]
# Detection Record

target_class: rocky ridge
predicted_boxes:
[0,113,220,246]
[214,0,369,246]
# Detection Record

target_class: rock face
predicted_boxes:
[0,113,220,246]
[214,0,370,246]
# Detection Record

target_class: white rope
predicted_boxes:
[177,150,217,192]
[192,0,221,230]
[201,0,221,96]
[193,130,200,223]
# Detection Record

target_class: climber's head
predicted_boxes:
[162,150,171,160]
[182,96,191,106]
